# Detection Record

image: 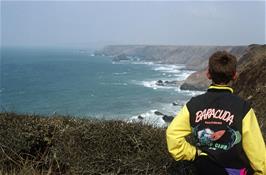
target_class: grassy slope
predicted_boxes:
[0,113,196,175]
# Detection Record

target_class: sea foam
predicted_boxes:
[128,109,167,127]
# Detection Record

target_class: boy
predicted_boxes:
[166,51,266,175]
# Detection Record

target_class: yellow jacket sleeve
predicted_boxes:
[166,105,196,161]
[242,108,266,175]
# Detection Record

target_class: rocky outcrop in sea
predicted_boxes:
[155,80,178,87]
[180,70,211,91]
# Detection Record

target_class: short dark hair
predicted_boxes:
[208,51,237,84]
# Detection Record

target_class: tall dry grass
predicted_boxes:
[0,112,196,175]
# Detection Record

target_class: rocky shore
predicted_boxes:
[95,45,247,91]
[180,70,211,91]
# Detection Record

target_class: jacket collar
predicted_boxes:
[208,84,234,93]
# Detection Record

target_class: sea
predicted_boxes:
[0,47,203,126]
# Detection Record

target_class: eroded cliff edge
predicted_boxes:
[95,45,247,70]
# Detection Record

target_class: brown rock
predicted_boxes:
[180,70,211,91]
[232,44,266,140]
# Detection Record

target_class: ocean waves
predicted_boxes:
[130,63,194,91]
[131,80,177,90]
[2,50,204,126]
[128,110,167,127]
[125,61,204,127]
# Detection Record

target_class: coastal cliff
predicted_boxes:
[180,70,211,91]
[95,45,247,70]
[233,44,266,137]
[95,45,247,91]
[180,45,266,91]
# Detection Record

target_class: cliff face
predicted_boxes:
[232,45,266,138]
[180,45,265,91]
[95,45,247,70]
[180,70,211,91]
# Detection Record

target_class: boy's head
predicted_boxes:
[207,51,237,84]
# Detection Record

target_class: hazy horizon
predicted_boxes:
[1,1,266,49]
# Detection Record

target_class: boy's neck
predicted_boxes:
[212,82,230,87]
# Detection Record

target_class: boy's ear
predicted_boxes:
[232,72,238,81]
[206,70,212,80]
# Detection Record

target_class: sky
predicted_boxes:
[1,1,266,49]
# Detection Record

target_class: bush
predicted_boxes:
[0,112,196,175]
